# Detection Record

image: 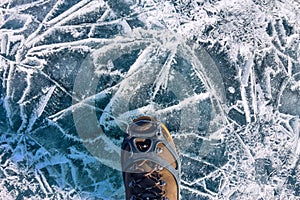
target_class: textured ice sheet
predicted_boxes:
[0,0,300,199]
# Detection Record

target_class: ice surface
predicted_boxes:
[0,0,300,199]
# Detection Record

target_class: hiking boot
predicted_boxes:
[121,116,180,200]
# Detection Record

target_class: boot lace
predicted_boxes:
[128,163,168,200]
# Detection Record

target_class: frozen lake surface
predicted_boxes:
[0,0,300,199]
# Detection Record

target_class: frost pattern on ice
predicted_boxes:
[0,0,300,199]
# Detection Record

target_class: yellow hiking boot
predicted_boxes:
[121,116,180,200]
